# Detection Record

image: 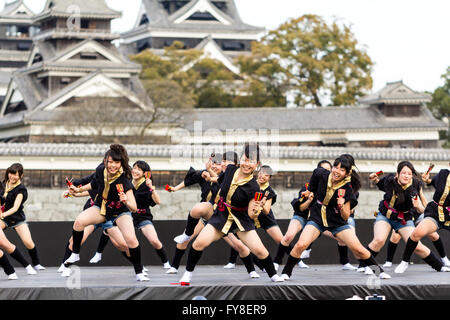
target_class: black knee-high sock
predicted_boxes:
[121,251,132,263]
[96,233,110,253]
[338,245,349,265]
[240,254,256,273]
[185,212,199,237]
[155,247,168,264]
[359,246,379,268]
[0,254,15,275]
[250,253,265,271]
[228,247,239,264]
[386,241,398,263]
[71,229,84,254]
[10,248,29,267]
[186,248,203,272]
[432,238,446,258]
[171,248,186,270]
[259,255,277,278]
[402,238,418,262]
[129,246,143,274]
[27,246,40,266]
[281,254,300,277]
[423,252,444,271]
[274,243,294,264]
[362,254,384,273]
[62,242,72,264]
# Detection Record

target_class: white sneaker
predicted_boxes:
[442,257,450,267]
[382,261,393,268]
[8,273,18,280]
[270,274,285,282]
[298,260,309,269]
[364,266,374,275]
[166,267,178,274]
[142,269,148,276]
[223,263,236,269]
[394,261,409,274]
[26,265,37,275]
[280,273,290,281]
[273,263,279,271]
[179,271,192,284]
[57,264,65,273]
[64,253,80,264]
[89,252,102,264]
[249,271,260,278]
[163,262,171,269]
[300,249,311,259]
[440,266,450,272]
[34,264,46,271]
[342,263,357,271]
[379,272,391,279]
[61,268,71,277]
[174,233,191,244]
[136,273,150,281]
[356,267,365,273]
[143,266,148,272]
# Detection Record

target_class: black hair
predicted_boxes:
[317,160,332,169]
[242,143,261,163]
[393,161,418,205]
[260,165,273,176]
[133,160,151,174]
[210,152,223,164]
[222,151,238,165]
[340,154,355,166]
[104,144,132,179]
[333,156,361,192]
[4,163,23,185]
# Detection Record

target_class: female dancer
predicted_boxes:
[395,166,450,273]
[281,156,390,280]
[0,248,17,279]
[65,144,148,281]
[362,161,448,274]
[178,143,284,284]
[0,163,44,271]
[273,160,332,270]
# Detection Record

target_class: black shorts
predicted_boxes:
[132,214,154,229]
[1,214,26,229]
[424,203,450,231]
[208,208,255,234]
[254,211,278,230]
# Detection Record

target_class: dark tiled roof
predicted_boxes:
[359,81,432,105]
[34,0,121,21]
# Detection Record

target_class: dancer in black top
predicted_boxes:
[395,166,450,273]
[65,144,148,281]
[281,156,390,280]
[0,163,44,271]
[178,144,284,284]
[363,161,447,274]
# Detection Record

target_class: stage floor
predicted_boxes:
[1,264,449,300]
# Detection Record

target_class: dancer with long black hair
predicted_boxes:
[65,144,148,281]
[178,143,284,284]
[395,165,450,273]
[281,155,390,280]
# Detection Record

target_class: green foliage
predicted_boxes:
[428,67,450,148]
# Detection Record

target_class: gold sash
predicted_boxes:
[386,180,412,219]
[3,179,21,198]
[133,177,146,190]
[254,182,270,229]
[320,175,351,227]
[221,169,254,234]
[100,167,123,216]
[438,174,450,223]
[206,182,213,202]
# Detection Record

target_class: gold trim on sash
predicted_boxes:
[100,167,123,216]
[3,179,21,198]
[438,174,450,222]
[133,177,146,190]
[253,182,269,228]
[320,174,351,227]
[206,182,213,202]
[387,180,412,219]
[221,169,253,234]
[259,181,270,192]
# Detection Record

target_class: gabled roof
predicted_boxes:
[0,0,35,18]
[170,0,233,25]
[34,0,121,22]
[359,81,432,105]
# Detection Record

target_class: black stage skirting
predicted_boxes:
[1,265,449,300]
[3,220,450,267]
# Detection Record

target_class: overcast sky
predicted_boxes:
[5,0,450,93]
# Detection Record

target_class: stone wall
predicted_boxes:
[23,188,434,222]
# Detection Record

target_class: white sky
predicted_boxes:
[4,0,450,93]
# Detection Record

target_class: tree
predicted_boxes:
[238,14,374,107]
[428,66,450,147]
